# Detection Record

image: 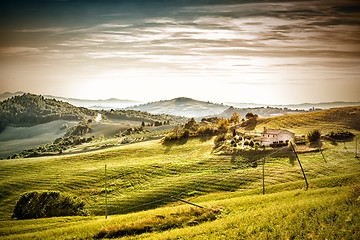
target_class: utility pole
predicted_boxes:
[105,164,108,219]
[290,142,309,190]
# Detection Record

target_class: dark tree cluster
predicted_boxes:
[101,110,187,126]
[0,93,95,133]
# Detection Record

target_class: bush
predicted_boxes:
[307,129,321,142]
[326,131,355,141]
[163,132,179,142]
[180,129,190,138]
[196,125,216,136]
[12,191,89,220]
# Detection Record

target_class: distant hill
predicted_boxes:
[126,97,229,118]
[0,92,142,109]
[0,91,26,101]
[225,101,360,110]
[0,93,188,132]
[44,96,142,110]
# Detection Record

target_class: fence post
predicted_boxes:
[262,157,265,195]
[290,142,309,190]
[105,164,108,219]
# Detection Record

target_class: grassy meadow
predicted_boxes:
[0,106,359,239]
[0,120,78,158]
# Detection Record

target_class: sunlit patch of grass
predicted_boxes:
[94,207,221,238]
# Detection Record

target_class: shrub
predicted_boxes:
[180,129,190,138]
[326,131,355,141]
[12,191,89,220]
[163,132,179,142]
[65,121,92,137]
[217,119,229,134]
[307,129,321,142]
[196,125,216,136]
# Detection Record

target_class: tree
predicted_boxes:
[217,118,229,134]
[184,118,197,129]
[245,112,254,119]
[307,129,321,142]
[229,112,240,124]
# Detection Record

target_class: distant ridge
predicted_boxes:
[1,92,359,117]
[0,92,142,109]
[224,101,360,110]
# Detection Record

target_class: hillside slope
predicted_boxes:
[216,106,308,118]
[254,106,360,134]
[126,97,229,117]
[0,93,95,132]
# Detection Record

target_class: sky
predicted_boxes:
[0,0,359,104]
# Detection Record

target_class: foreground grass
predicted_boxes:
[0,173,359,239]
[1,135,359,219]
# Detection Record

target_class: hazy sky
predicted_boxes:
[1,0,359,104]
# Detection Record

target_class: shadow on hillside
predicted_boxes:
[241,119,258,131]
[229,147,294,167]
[199,135,213,142]
[162,138,188,153]
[309,141,323,149]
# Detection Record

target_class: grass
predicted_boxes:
[0,120,77,158]
[0,107,359,239]
[0,174,359,239]
[94,207,221,238]
[1,136,359,220]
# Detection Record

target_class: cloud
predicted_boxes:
[0,47,42,55]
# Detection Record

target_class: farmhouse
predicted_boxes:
[260,127,295,147]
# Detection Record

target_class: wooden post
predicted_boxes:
[105,165,108,219]
[290,142,309,190]
[356,139,358,158]
[262,157,265,195]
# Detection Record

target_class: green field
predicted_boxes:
[0,107,359,239]
[0,120,78,158]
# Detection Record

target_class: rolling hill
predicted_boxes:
[0,93,188,158]
[0,93,95,132]
[255,106,360,135]
[126,97,229,117]
[0,106,359,239]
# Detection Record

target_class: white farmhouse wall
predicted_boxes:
[260,128,295,146]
